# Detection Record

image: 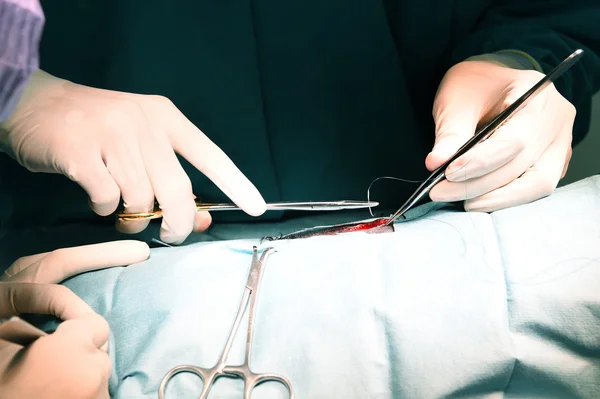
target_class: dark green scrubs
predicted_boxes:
[1,0,599,229]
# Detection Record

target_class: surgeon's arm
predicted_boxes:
[446,0,600,145]
[0,0,45,121]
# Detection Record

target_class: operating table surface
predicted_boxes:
[1,176,599,398]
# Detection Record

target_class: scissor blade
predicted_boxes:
[199,200,379,212]
[266,200,379,211]
[385,48,584,226]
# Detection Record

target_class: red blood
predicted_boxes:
[262,217,394,241]
[332,217,390,233]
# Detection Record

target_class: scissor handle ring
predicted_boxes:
[157,365,210,399]
[243,372,295,399]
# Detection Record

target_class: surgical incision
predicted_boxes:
[262,217,394,241]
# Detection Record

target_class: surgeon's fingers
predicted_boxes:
[0,282,94,320]
[105,137,155,235]
[430,146,532,202]
[2,252,49,279]
[464,130,570,212]
[139,124,197,244]
[66,153,121,217]
[164,105,267,217]
[444,83,550,183]
[444,112,530,182]
[430,153,527,203]
[194,211,212,233]
[561,145,572,179]
[1,241,150,284]
[54,313,110,350]
[428,87,487,172]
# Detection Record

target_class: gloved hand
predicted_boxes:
[0,69,267,244]
[426,58,575,212]
[0,240,150,399]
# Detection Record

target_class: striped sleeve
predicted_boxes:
[0,0,44,121]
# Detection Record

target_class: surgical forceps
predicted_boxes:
[117,200,379,221]
[157,246,294,399]
[385,48,585,226]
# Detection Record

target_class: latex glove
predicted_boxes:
[0,70,267,244]
[0,240,150,399]
[426,58,575,212]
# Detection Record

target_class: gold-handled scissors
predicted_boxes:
[116,200,379,221]
[385,48,585,226]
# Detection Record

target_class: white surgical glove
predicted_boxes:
[0,240,150,399]
[0,70,267,244]
[426,58,575,212]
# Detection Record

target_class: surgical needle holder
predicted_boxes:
[116,200,379,221]
[385,48,585,226]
